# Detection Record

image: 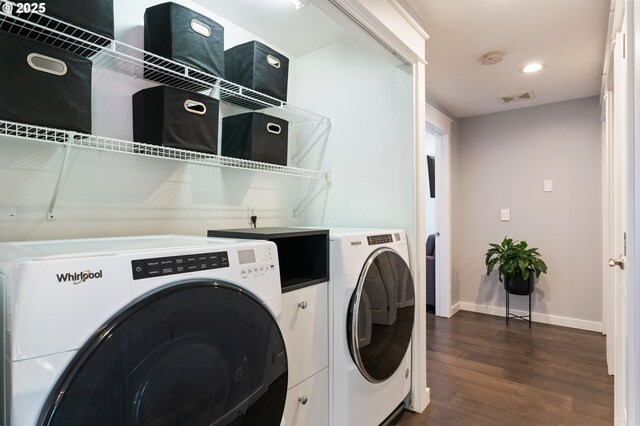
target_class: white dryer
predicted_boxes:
[0,235,288,426]
[329,229,415,426]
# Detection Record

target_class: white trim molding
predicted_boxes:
[389,0,430,41]
[315,0,427,65]
[459,302,603,333]
[425,103,452,135]
[450,302,462,316]
[409,62,428,414]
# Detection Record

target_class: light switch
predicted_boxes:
[500,209,510,221]
[544,179,553,192]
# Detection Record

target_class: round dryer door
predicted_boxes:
[347,248,415,383]
[38,281,288,426]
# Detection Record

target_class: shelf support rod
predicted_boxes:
[292,177,330,217]
[47,132,75,221]
[291,120,331,165]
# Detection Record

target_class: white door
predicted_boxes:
[425,105,452,318]
[434,132,452,317]
[610,28,629,426]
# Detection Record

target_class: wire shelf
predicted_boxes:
[0,120,330,180]
[0,0,331,128]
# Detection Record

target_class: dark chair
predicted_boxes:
[426,234,436,313]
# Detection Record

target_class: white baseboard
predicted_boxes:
[459,302,602,332]
[450,302,461,316]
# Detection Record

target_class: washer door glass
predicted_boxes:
[38,281,288,426]
[348,248,415,383]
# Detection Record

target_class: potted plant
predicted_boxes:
[484,237,547,295]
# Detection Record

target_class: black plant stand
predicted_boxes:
[505,289,532,328]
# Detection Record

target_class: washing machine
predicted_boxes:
[0,235,288,426]
[329,229,415,425]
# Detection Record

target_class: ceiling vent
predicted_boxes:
[500,91,535,103]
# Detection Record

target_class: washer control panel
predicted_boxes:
[238,246,276,278]
[367,234,393,245]
[131,251,229,280]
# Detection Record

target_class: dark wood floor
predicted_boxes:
[394,311,614,426]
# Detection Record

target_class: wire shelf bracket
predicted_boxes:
[46,136,74,221]
[292,175,332,218]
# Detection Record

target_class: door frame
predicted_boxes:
[603,89,615,375]
[630,1,639,423]
[602,2,638,423]
[604,2,637,423]
[425,104,453,317]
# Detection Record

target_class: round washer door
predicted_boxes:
[38,280,288,426]
[347,247,415,383]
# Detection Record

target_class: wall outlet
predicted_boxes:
[248,206,255,225]
[544,179,553,192]
[500,208,510,221]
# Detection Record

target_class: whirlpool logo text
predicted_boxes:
[56,270,103,285]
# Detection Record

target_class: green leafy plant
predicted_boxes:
[485,236,547,282]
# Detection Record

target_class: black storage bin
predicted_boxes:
[0,32,92,133]
[133,85,219,154]
[144,2,224,83]
[44,0,114,38]
[207,228,329,293]
[0,0,114,57]
[222,113,288,165]
[225,41,289,102]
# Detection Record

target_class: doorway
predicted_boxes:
[425,131,437,314]
[425,104,452,318]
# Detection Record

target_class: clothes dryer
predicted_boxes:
[329,229,415,425]
[0,235,287,426]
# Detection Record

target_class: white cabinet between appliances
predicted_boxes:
[280,283,328,425]
[284,368,328,426]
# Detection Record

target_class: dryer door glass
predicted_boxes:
[38,281,288,426]
[348,248,415,383]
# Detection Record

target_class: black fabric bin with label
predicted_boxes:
[222,113,288,166]
[0,0,114,57]
[225,41,289,102]
[144,2,224,83]
[133,86,219,154]
[0,32,92,133]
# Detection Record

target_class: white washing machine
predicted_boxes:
[329,229,415,426]
[0,235,288,426]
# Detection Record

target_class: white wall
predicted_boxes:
[293,37,414,231]
[452,96,603,329]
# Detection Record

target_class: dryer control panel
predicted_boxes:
[131,251,229,280]
[367,234,393,245]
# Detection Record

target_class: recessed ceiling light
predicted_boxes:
[522,63,543,73]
